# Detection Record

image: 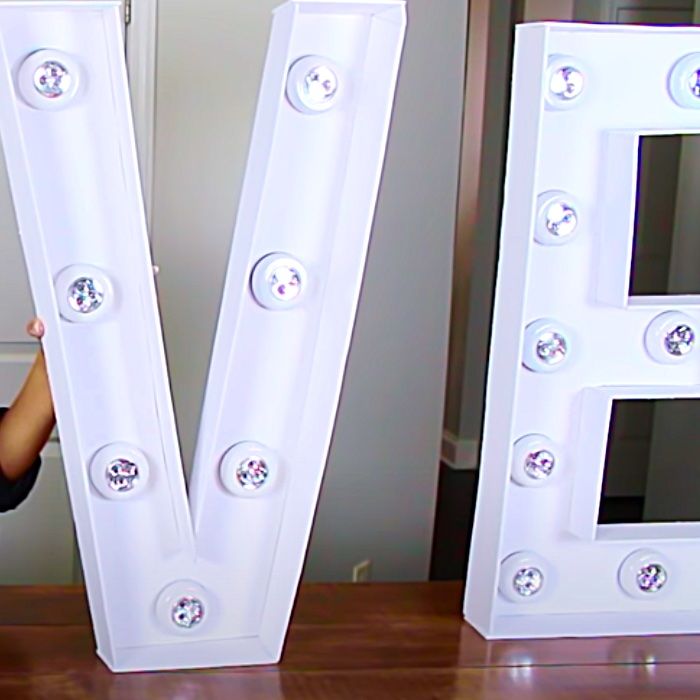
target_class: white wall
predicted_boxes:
[152,0,465,581]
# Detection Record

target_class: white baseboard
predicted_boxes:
[441,431,479,471]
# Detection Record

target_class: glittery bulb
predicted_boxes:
[664,324,695,357]
[236,457,270,490]
[106,459,139,493]
[302,65,338,108]
[524,449,555,480]
[513,567,544,597]
[545,201,577,238]
[549,66,584,100]
[688,68,700,98]
[33,60,72,99]
[536,331,568,366]
[269,264,303,302]
[172,596,205,629]
[636,563,667,594]
[68,277,104,314]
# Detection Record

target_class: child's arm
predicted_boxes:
[0,320,55,482]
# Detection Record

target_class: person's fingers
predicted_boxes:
[26,318,45,339]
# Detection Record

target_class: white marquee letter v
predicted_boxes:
[0,0,405,671]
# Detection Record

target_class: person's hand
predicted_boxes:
[26,318,45,340]
[0,318,55,482]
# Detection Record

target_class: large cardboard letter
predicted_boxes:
[0,0,405,670]
[466,22,700,638]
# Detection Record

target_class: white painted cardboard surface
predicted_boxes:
[465,22,700,639]
[0,0,405,671]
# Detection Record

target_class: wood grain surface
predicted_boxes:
[1,582,700,698]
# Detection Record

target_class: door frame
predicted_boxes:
[573,0,618,22]
[574,0,694,22]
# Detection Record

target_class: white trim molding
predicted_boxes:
[441,430,479,471]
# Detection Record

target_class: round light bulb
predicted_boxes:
[664,324,695,357]
[171,596,205,629]
[68,277,104,314]
[513,566,544,597]
[220,441,279,497]
[535,191,581,245]
[287,55,342,114]
[524,449,555,480]
[545,202,577,237]
[236,457,270,491]
[536,331,568,365]
[18,49,80,110]
[251,253,307,310]
[106,459,140,493]
[155,581,212,635]
[89,443,150,500]
[619,549,671,599]
[499,552,552,603]
[549,65,584,101]
[689,69,700,98]
[512,434,561,487]
[523,319,574,373]
[645,311,697,364]
[636,563,667,594]
[33,60,72,99]
[302,65,338,106]
[545,56,586,109]
[669,53,700,108]
[56,265,114,323]
[269,264,303,303]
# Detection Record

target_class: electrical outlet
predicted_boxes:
[352,559,372,582]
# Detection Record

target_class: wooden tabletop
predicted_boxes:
[2,581,700,698]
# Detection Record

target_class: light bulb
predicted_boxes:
[18,49,80,110]
[171,596,205,629]
[523,319,573,372]
[287,55,342,114]
[251,253,307,310]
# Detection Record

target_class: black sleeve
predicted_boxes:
[0,407,42,513]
